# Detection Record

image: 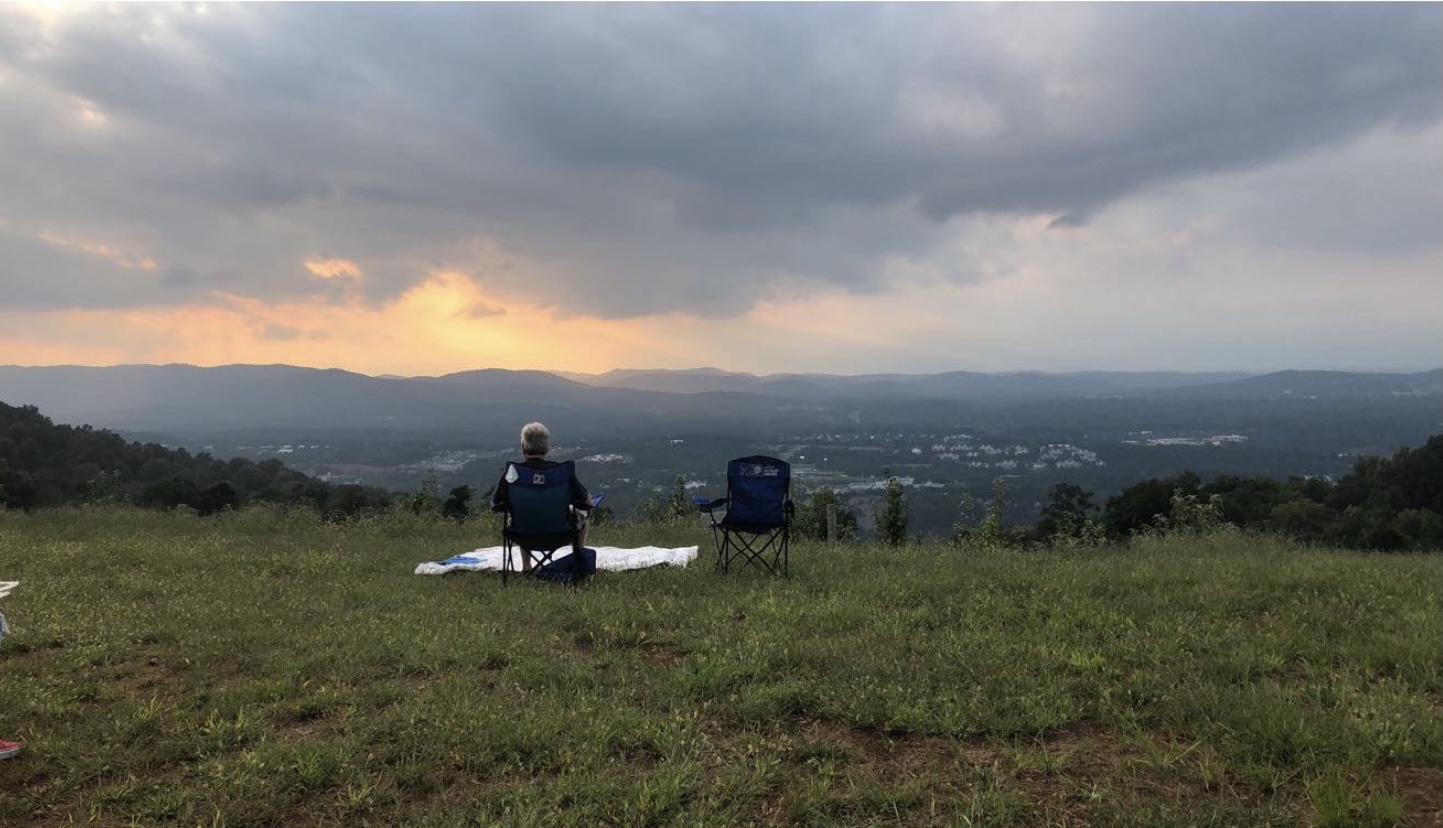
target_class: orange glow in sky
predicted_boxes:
[2,4,1440,377]
[39,231,158,271]
[0,271,716,376]
[303,258,362,281]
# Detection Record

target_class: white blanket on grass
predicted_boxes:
[414,546,697,576]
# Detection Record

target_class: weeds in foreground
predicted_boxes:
[0,506,1439,826]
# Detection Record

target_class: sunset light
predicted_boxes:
[0,3,1438,376]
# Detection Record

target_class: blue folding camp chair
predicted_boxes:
[494,460,588,585]
[695,455,793,576]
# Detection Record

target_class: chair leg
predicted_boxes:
[709,525,725,574]
[716,529,788,577]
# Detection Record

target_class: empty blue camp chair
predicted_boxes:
[493,460,590,585]
[695,455,793,576]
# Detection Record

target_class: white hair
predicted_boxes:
[520,422,551,457]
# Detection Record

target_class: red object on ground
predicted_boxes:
[0,739,23,759]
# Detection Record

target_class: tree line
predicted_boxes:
[3,399,1439,550]
[1087,434,1442,551]
[0,402,393,518]
[790,437,1441,552]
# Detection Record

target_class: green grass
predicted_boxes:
[1,506,1439,826]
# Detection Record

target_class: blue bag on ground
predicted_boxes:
[534,547,597,582]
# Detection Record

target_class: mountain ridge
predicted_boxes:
[1,364,1437,442]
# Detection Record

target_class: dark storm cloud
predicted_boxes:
[0,3,1438,317]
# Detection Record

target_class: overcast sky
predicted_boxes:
[1,3,1439,377]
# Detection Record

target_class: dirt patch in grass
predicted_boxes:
[784,718,1006,803]
[12,806,98,828]
[569,629,690,667]
[774,718,1288,825]
[639,641,688,666]
[1,636,69,658]
[113,656,187,698]
[1390,766,1443,827]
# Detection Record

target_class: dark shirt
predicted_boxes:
[490,457,591,514]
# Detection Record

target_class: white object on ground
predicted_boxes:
[1,581,14,645]
[415,546,697,575]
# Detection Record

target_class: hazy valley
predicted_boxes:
[3,364,1438,536]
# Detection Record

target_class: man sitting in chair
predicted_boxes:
[490,422,592,573]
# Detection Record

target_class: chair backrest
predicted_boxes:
[724,456,791,527]
[504,460,576,537]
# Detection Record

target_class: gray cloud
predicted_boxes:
[0,3,1438,319]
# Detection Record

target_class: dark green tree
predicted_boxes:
[1103,472,1201,539]
[795,486,858,541]
[1035,482,1097,541]
[1331,505,1405,551]
[138,477,199,511]
[325,484,391,520]
[410,471,442,516]
[588,504,616,526]
[641,475,693,525]
[874,469,909,546]
[196,482,239,516]
[1330,436,1443,516]
[1390,509,1443,551]
[442,485,474,522]
[1265,498,1336,544]
[0,468,38,511]
[1203,475,1285,527]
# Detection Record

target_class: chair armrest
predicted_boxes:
[692,495,727,513]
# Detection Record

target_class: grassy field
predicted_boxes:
[0,506,1439,827]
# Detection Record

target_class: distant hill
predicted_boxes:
[559,366,1442,403]
[432,369,591,391]
[1150,369,1443,400]
[1,364,1438,446]
[0,363,781,440]
[561,367,1256,400]
[0,399,392,514]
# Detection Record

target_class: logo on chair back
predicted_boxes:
[531,473,546,485]
[742,463,780,477]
